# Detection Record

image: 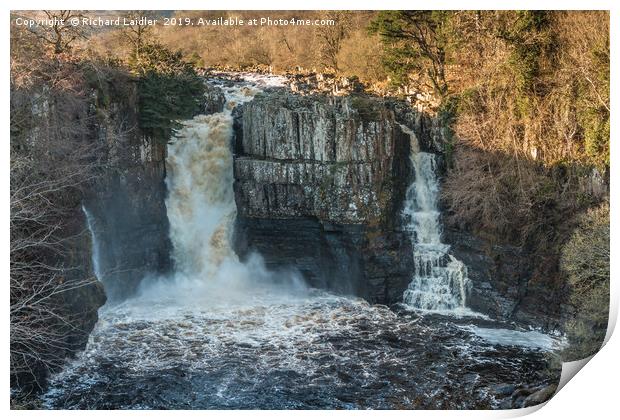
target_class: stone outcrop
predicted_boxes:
[232,91,443,303]
[444,228,567,330]
[85,84,172,302]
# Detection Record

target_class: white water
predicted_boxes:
[400,124,471,311]
[464,326,565,351]
[152,73,308,301]
[82,205,102,280]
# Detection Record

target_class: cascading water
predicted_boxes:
[42,75,563,410]
[82,205,102,280]
[158,75,307,297]
[399,124,471,311]
[166,80,268,279]
[165,98,243,277]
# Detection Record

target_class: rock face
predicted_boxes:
[232,91,443,303]
[86,83,227,302]
[444,227,566,330]
[85,84,172,302]
[231,88,566,329]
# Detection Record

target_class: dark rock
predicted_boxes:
[444,227,565,330]
[203,83,226,114]
[510,386,533,408]
[491,383,517,397]
[523,385,556,407]
[86,101,172,301]
[232,91,431,303]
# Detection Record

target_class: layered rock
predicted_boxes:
[232,91,438,303]
[85,84,172,302]
[444,228,567,330]
[231,88,567,330]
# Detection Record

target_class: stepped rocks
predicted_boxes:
[230,87,566,329]
[232,90,441,303]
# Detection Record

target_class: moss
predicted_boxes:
[350,95,382,121]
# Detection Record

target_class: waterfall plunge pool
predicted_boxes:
[44,73,562,410]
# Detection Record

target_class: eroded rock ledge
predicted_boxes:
[232,91,443,303]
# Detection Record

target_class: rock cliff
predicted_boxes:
[232,91,442,303]
[231,88,566,329]
[444,228,567,330]
[85,83,172,302]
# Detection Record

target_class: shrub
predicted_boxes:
[561,202,609,360]
[130,42,206,143]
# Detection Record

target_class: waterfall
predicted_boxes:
[164,75,289,284]
[166,112,239,276]
[400,124,471,311]
[82,205,102,280]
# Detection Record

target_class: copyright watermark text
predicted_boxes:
[13,15,336,28]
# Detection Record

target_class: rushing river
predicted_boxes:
[42,283,561,409]
[43,74,563,409]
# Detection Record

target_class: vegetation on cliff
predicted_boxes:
[9,10,610,398]
[10,30,110,394]
[371,11,609,357]
[10,16,201,397]
[561,202,610,360]
[129,42,206,143]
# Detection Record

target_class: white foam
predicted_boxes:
[399,124,471,311]
[465,326,565,351]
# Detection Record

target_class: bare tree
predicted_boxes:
[25,10,87,54]
[315,11,352,71]
[10,146,103,391]
[121,10,157,59]
[10,54,109,392]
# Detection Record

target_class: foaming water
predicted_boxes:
[42,75,563,410]
[42,290,561,409]
[166,113,237,274]
[139,73,306,318]
[464,326,565,351]
[400,124,471,312]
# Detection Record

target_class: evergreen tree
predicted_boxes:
[369,11,454,96]
[129,42,206,143]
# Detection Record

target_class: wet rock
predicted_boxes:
[86,124,172,301]
[232,90,443,303]
[523,384,556,407]
[203,83,226,114]
[491,383,516,397]
[443,227,565,330]
[511,386,533,408]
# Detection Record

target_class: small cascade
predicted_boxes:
[82,205,102,280]
[400,124,471,311]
